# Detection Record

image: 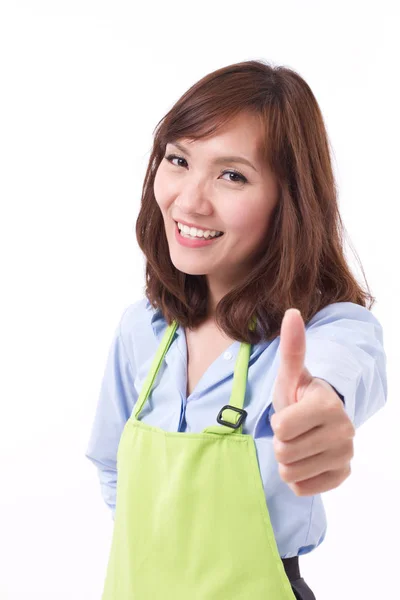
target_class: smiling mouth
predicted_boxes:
[174,221,224,239]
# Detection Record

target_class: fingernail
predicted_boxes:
[285,308,301,318]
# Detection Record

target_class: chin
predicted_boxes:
[169,257,207,276]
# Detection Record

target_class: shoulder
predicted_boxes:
[118,296,158,338]
[306,301,383,335]
[117,297,160,369]
[119,297,148,326]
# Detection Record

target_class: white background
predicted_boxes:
[0,1,399,598]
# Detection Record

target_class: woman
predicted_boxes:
[85,60,387,599]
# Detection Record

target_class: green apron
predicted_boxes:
[101,317,297,599]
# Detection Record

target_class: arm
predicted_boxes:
[85,307,138,519]
[268,301,387,429]
[303,301,387,429]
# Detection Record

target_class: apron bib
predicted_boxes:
[101,317,296,599]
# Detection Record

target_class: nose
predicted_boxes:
[174,180,212,214]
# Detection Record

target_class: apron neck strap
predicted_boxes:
[133,319,179,420]
[133,314,258,436]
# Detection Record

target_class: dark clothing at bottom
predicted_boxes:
[282,556,316,600]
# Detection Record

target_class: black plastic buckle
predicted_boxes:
[216,405,247,429]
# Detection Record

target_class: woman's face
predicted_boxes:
[154,111,279,304]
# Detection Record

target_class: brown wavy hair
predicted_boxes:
[135,59,374,345]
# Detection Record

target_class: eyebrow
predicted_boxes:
[167,141,258,173]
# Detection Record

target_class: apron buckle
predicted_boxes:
[216,405,248,429]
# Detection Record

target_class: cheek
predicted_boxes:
[228,206,268,236]
[153,166,176,210]
[153,169,164,209]
[226,200,276,252]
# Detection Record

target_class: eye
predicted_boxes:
[165,154,188,169]
[164,154,248,185]
[220,169,248,185]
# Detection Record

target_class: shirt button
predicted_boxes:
[223,351,232,360]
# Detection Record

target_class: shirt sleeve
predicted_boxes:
[268,302,387,429]
[85,307,138,519]
[303,302,387,428]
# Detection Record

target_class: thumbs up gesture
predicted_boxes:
[271,309,356,496]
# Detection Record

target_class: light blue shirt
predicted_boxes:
[85,297,387,558]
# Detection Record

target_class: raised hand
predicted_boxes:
[271,309,356,496]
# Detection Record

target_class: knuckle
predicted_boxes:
[324,397,341,417]
[270,413,282,435]
[274,439,289,462]
[272,418,286,439]
[336,465,351,486]
[337,417,355,443]
[339,419,356,440]
[346,440,354,461]
[330,472,343,491]
[348,421,356,438]
[333,439,353,464]
[278,463,291,482]
[291,484,304,497]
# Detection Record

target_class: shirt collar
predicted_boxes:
[146,298,176,343]
[145,298,269,359]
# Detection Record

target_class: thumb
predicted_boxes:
[272,308,311,413]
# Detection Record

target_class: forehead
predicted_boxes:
[177,111,265,159]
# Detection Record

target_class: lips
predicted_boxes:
[174,220,224,234]
[174,221,224,247]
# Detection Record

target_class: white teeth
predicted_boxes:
[177,222,223,238]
